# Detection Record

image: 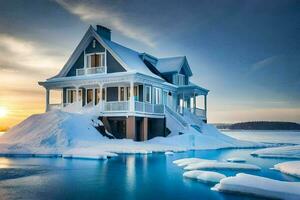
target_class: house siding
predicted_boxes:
[85,39,105,54]
[66,52,84,77]
[106,51,126,73]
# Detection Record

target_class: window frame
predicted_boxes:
[85,51,106,69]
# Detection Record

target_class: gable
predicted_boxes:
[65,37,126,77]
[85,39,105,54]
[53,26,162,80]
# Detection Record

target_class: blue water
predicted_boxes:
[0,149,299,200]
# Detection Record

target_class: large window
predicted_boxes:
[86,53,105,68]
[67,89,81,104]
[145,86,151,103]
[153,87,161,104]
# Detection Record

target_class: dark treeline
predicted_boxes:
[227,121,300,130]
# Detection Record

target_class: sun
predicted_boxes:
[0,107,8,118]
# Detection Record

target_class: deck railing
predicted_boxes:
[50,101,165,115]
[76,66,106,76]
[103,101,129,111]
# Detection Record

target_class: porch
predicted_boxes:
[43,73,173,117]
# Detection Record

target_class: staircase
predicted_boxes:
[164,106,204,135]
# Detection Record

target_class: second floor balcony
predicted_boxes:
[76,66,106,76]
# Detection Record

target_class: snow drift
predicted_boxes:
[0,110,263,156]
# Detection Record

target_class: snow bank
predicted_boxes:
[149,124,264,150]
[251,145,300,159]
[183,170,226,183]
[184,161,261,171]
[212,173,300,200]
[226,157,246,163]
[0,110,265,157]
[274,161,300,178]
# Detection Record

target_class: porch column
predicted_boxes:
[204,95,207,118]
[75,86,80,109]
[193,92,196,114]
[98,83,103,111]
[46,88,50,112]
[130,80,134,112]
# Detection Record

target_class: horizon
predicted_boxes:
[0,0,300,129]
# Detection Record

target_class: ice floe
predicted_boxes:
[212,173,300,200]
[184,161,261,171]
[251,145,300,159]
[274,161,300,178]
[226,157,246,163]
[183,170,226,183]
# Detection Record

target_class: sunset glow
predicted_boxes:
[0,107,8,118]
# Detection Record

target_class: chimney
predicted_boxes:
[96,25,111,40]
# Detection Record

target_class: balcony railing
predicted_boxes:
[103,101,129,112]
[135,102,164,114]
[76,66,106,76]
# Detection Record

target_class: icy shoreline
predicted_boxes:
[0,110,268,159]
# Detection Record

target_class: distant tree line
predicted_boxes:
[225,121,300,130]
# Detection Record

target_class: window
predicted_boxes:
[173,73,185,86]
[67,89,82,103]
[145,86,151,103]
[86,53,105,68]
[95,89,100,105]
[119,87,125,101]
[86,89,93,104]
[67,90,76,103]
[102,88,106,101]
[153,87,161,104]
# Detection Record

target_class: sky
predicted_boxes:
[0,0,299,129]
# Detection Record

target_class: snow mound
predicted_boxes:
[183,170,226,183]
[149,124,263,150]
[0,110,265,156]
[251,145,300,159]
[226,157,246,163]
[274,161,300,178]
[184,161,261,171]
[173,158,216,167]
[212,173,300,200]
[0,110,106,153]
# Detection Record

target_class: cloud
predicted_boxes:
[251,55,282,71]
[0,34,65,75]
[56,0,156,47]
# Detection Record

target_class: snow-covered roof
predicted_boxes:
[52,26,162,80]
[101,38,161,79]
[155,56,193,76]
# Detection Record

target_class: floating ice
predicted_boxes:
[212,173,300,200]
[274,161,300,178]
[183,170,226,183]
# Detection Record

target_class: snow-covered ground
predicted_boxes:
[251,145,300,159]
[274,161,300,178]
[0,110,265,158]
[212,173,300,200]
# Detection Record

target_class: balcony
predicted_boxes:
[76,66,106,76]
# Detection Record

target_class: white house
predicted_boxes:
[39,25,209,141]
